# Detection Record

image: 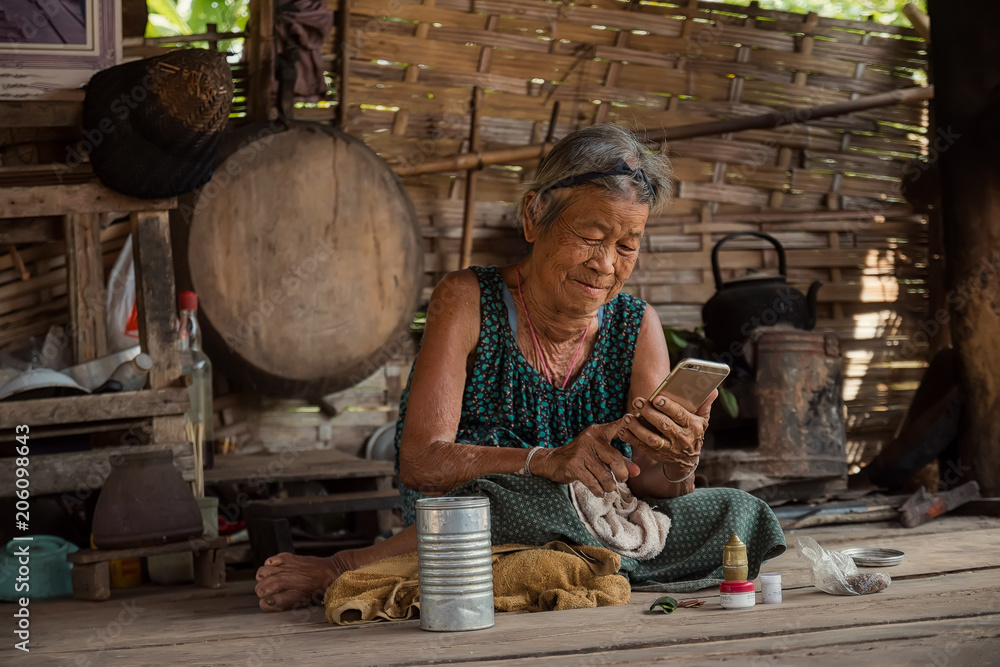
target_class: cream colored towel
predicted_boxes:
[568,480,671,561]
[324,541,629,625]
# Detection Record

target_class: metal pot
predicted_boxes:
[702,232,821,361]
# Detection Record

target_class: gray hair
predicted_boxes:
[517,123,673,237]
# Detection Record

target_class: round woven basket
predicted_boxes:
[83,48,234,199]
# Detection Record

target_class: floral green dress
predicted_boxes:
[394,265,641,524]
[392,265,786,590]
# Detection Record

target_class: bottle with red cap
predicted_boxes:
[178,291,214,469]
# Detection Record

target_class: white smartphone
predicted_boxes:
[648,358,730,414]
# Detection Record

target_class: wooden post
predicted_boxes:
[458,14,498,270]
[335,0,351,129]
[130,211,181,389]
[391,0,435,137]
[459,86,482,270]
[929,0,1000,496]
[64,213,108,364]
[247,0,275,122]
[71,562,111,601]
[207,22,219,52]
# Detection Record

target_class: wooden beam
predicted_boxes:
[130,211,182,389]
[69,535,228,564]
[246,0,276,122]
[0,217,63,243]
[0,184,176,217]
[394,86,933,177]
[64,213,108,364]
[930,0,1000,496]
[0,442,194,498]
[0,387,189,429]
[0,99,84,128]
[335,0,351,129]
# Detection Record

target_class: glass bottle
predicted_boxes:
[177,291,215,468]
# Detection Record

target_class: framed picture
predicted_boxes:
[0,0,121,99]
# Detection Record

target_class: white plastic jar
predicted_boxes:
[760,573,782,604]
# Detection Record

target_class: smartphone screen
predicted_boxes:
[649,358,730,414]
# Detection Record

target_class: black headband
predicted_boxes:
[545,159,657,202]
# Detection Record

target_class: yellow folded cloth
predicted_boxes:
[324,541,630,625]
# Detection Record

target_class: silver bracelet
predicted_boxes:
[662,456,699,484]
[519,446,545,476]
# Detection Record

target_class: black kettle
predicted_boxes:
[702,232,821,358]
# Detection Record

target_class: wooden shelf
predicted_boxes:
[0,442,194,498]
[0,183,176,219]
[205,448,394,485]
[0,387,189,430]
[0,94,84,129]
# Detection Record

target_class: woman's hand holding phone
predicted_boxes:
[619,391,716,468]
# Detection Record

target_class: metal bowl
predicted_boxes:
[365,422,396,462]
[0,369,90,401]
[61,345,141,391]
[840,547,905,568]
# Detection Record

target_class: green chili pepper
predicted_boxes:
[649,595,678,614]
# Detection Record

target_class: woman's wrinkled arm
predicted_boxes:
[398,270,534,495]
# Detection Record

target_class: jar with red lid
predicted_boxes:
[719,580,756,609]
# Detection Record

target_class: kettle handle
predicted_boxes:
[711,231,788,290]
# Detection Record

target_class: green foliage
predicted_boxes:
[146,0,250,38]
[717,386,739,419]
[662,326,739,418]
[649,595,679,613]
[712,0,925,27]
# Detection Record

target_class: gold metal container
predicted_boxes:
[722,533,749,581]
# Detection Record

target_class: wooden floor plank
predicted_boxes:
[6,517,999,666]
[11,570,998,665]
[461,616,1000,666]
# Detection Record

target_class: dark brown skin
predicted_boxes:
[254,186,715,611]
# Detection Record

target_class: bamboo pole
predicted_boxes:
[335,0,351,129]
[6,245,29,281]
[647,205,916,226]
[393,85,934,177]
[396,143,553,177]
[903,3,931,43]
[642,85,934,143]
[459,86,483,270]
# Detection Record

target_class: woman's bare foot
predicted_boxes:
[254,550,357,612]
[254,526,418,612]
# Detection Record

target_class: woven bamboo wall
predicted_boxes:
[305,0,931,465]
[0,1,931,463]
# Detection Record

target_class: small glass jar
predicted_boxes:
[720,580,756,609]
[760,573,782,604]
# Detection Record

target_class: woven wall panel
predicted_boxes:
[324,0,931,461]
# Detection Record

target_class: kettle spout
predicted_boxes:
[805,281,822,330]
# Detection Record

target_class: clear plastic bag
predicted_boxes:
[106,235,139,352]
[795,536,890,596]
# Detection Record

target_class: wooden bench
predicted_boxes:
[67,536,228,601]
[245,489,402,563]
[205,449,399,564]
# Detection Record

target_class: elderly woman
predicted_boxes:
[256,124,784,612]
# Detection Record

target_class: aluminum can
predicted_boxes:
[416,496,494,631]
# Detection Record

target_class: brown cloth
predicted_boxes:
[275,0,334,102]
[324,541,630,625]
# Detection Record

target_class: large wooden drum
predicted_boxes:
[185,122,423,398]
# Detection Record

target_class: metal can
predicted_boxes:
[416,496,494,631]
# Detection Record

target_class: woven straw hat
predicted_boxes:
[83,49,234,199]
